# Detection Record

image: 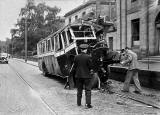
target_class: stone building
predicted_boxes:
[64,0,116,25]
[64,0,117,50]
[117,0,160,58]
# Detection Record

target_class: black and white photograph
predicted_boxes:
[0,0,160,114]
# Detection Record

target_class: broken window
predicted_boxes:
[71,25,94,38]
[67,29,73,43]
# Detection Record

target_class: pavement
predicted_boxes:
[111,61,160,72]
[13,58,38,67]
[13,58,160,72]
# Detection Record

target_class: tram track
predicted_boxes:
[103,83,160,109]
[114,91,160,109]
[8,63,58,115]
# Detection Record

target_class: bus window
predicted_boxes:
[51,36,55,51]
[59,33,63,49]
[42,42,45,53]
[55,34,63,51]
[37,43,41,54]
[67,29,73,44]
[47,39,51,51]
[44,40,47,53]
[40,43,42,54]
[46,40,48,51]
[62,31,68,47]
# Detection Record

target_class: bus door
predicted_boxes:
[54,33,68,77]
[64,28,77,72]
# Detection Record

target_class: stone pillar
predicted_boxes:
[139,0,148,57]
[116,0,121,50]
[121,0,127,49]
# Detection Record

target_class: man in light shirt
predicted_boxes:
[120,47,142,94]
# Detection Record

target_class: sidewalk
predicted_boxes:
[14,58,160,72]
[111,61,160,72]
[13,58,38,67]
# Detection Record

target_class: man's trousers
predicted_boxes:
[123,69,142,92]
[76,78,92,105]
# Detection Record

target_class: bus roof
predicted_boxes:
[38,21,103,44]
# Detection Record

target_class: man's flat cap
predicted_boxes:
[79,44,89,49]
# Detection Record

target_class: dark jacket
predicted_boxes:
[73,53,93,78]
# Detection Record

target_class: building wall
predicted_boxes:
[106,31,119,50]
[117,0,160,57]
[64,4,96,25]
[64,1,116,26]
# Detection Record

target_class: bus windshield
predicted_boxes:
[71,25,96,39]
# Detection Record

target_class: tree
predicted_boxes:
[10,2,64,56]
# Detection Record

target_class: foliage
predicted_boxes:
[10,1,64,56]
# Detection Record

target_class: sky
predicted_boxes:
[0,0,84,41]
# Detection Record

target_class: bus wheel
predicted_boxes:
[42,62,48,76]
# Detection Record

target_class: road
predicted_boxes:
[0,59,160,115]
[0,60,56,115]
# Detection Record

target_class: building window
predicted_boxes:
[109,37,113,50]
[75,15,78,20]
[158,0,160,5]
[69,18,71,24]
[131,0,137,2]
[131,18,140,46]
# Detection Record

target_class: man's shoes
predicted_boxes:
[121,89,129,93]
[85,104,93,109]
[133,90,142,94]
[107,90,114,94]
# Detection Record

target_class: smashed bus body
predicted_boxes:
[37,21,103,78]
[37,20,121,89]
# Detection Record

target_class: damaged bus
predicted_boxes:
[37,21,103,78]
[37,21,121,88]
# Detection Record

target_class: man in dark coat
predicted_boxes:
[72,44,93,108]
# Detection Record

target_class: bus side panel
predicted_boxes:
[51,55,62,76]
[65,48,76,69]
[47,55,54,74]
[38,57,43,71]
[56,54,68,77]
[64,48,77,74]
[44,56,51,74]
